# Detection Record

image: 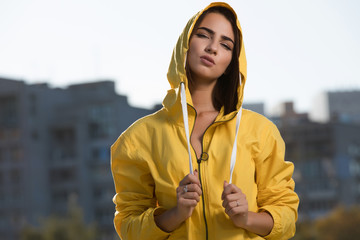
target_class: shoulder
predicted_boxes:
[240,108,284,151]
[241,109,286,163]
[112,107,168,149]
[241,108,279,134]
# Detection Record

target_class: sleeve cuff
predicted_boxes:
[150,207,172,237]
[258,206,282,239]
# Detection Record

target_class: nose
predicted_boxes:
[205,41,217,55]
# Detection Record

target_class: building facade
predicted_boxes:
[0,77,154,239]
[275,102,360,220]
[310,90,360,123]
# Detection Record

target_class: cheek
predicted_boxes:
[220,54,233,70]
[186,50,195,71]
[187,42,200,69]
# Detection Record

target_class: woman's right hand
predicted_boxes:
[154,170,202,232]
[175,169,202,221]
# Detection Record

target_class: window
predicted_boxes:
[95,207,114,225]
[0,148,3,163]
[50,168,77,183]
[88,122,110,139]
[0,211,7,227]
[9,146,23,162]
[93,187,113,200]
[92,147,110,163]
[10,169,21,185]
[0,95,18,128]
[88,104,112,139]
[12,187,23,201]
[29,94,37,116]
[51,128,76,161]
[0,188,5,202]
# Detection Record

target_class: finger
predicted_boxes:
[221,181,229,200]
[188,183,202,196]
[179,183,202,196]
[178,198,198,207]
[222,192,239,207]
[188,170,201,188]
[222,181,241,199]
[226,199,247,211]
[223,192,245,204]
[227,206,248,218]
[225,202,239,214]
[179,172,201,188]
[182,192,200,202]
[179,173,193,186]
[224,198,248,217]
[224,200,233,211]
[176,185,182,194]
[222,193,247,209]
[194,169,199,178]
[223,183,241,196]
[223,198,236,209]
[177,185,189,194]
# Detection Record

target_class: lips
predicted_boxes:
[200,55,215,66]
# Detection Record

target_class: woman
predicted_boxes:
[111,2,299,240]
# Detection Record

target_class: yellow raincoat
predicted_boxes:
[111,2,299,240]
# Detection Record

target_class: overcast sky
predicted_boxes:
[0,0,359,114]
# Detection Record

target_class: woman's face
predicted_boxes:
[187,12,234,84]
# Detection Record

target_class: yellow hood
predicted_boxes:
[163,2,247,115]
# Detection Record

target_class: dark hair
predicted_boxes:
[186,6,241,115]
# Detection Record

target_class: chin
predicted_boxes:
[192,70,222,82]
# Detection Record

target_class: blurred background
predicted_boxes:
[0,0,359,239]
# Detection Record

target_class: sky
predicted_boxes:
[0,0,359,114]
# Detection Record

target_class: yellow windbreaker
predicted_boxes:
[111,2,299,240]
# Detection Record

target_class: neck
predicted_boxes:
[189,80,218,113]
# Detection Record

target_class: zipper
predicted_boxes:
[188,105,239,240]
[196,117,218,240]
[197,159,208,240]
[188,105,209,240]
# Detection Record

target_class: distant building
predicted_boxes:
[275,101,360,220]
[0,77,154,240]
[242,102,265,116]
[310,90,360,123]
[270,101,309,128]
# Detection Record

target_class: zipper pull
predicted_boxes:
[197,152,209,164]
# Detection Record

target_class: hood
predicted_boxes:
[163,2,247,117]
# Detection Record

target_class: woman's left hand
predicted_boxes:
[221,180,248,228]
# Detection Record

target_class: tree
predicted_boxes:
[292,205,360,240]
[315,205,360,240]
[292,219,317,240]
[21,195,97,240]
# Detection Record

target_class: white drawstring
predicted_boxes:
[229,107,242,183]
[229,75,243,184]
[180,82,194,174]
[180,75,243,181]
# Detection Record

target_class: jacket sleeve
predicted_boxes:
[254,123,299,240]
[111,134,170,240]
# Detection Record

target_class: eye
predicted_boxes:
[221,43,232,51]
[196,33,209,39]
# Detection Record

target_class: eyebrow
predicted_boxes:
[197,27,235,44]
